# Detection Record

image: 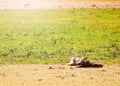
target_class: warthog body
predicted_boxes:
[68,57,103,68]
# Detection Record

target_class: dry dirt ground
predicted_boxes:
[0,64,120,86]
[0,0,120,9]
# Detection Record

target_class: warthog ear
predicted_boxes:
[82,57,87,60]
[68,57,76,66]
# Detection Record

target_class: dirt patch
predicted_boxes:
[0,64,120,86]
[0,2,120,9]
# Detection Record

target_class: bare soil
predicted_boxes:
[0,64,120,86]
[0,1,120,9]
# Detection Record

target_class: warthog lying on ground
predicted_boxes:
[68,57,103,68]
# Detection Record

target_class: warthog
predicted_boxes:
[68,57,103,68]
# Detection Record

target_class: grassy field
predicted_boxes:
[0,8,120,64]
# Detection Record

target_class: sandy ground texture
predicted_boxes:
[0,1,120,9]
[0,64,120,86]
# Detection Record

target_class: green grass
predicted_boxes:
[0,8,120,64]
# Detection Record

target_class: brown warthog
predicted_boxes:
[68,57,103,68]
